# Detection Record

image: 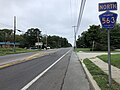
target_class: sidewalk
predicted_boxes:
[62,51,90,90]
[77,52,106,60]
[77,52,104,90]
[77,51,120,89]
[89,57,120,84]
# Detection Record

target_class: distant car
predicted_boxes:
[29,47,38,50]
[47,47,50,49]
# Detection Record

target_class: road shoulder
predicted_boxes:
[62,51,90,90]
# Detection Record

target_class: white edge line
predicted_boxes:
[21,49,71,90]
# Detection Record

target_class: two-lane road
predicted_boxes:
[0,48,72,90]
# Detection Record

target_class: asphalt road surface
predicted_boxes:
[0,48,72,90]
[0,49,58,65]
[0,52,37,65]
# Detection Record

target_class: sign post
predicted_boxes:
[98,2,118,89]
[107,29,112,88]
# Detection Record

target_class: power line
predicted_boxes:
[0,22,13,28]
[69,0,79,25]
[0,22,25,33]
[76,0,86,33]
[77,0,84,31]
[69,0,73,25]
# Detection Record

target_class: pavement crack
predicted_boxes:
[60,52,72,90]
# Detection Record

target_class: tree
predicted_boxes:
[76,31,90,48]
[42,35,71,49]
[76,25,107,50]
[23,28,42,48]
[110,23,120,49]
[86,25,101,46]
[0,29,13,42]
[77,23,120,51]
[15,35,25,48]
[77,25,101,48]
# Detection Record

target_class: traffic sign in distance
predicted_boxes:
[99,11,118,29]
[99,2,117,11]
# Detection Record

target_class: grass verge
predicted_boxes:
[75,48,90,52]
[0,48,38,56]
[83,58,120,90]
[97,54,120,69]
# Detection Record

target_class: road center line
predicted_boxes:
[21,49,71,90]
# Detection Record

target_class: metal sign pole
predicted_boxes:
[108,29,112,88]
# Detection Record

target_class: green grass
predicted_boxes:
[0,48,38,56]
[83,59,120,90]
[75,48,108,52]
[97,54,120,69]
[75,48,90,52]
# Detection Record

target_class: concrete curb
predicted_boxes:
[80,59,101,90]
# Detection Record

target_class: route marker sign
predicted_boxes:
[99,11,118,29]
[98,2,118,89]
[99,2,117,11]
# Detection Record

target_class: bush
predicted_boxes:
[90,42,115,51]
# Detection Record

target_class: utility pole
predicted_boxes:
[4,31,6,48]
[13,16,16,52]
[72,26,77,49]
[46,34,47,50]
[92,41,95,51]
[37,30,40,49]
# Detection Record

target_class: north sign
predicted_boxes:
[99,2,117,11]
[99,11,118,29]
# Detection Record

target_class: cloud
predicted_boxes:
[0,0,119,45]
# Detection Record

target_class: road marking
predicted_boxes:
[21,49,71,90]
[0,50,56,69]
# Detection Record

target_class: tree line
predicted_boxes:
[76,23,120,51]
[0,28,72,49]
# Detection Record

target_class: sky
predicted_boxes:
[0,0,119,45]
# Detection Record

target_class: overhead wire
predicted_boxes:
[0,22,25,33]
[76,0,84,32]
[76,0,86,34]
[70,0,80,47]
[0,22,13,28]
[69,0,73,25]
